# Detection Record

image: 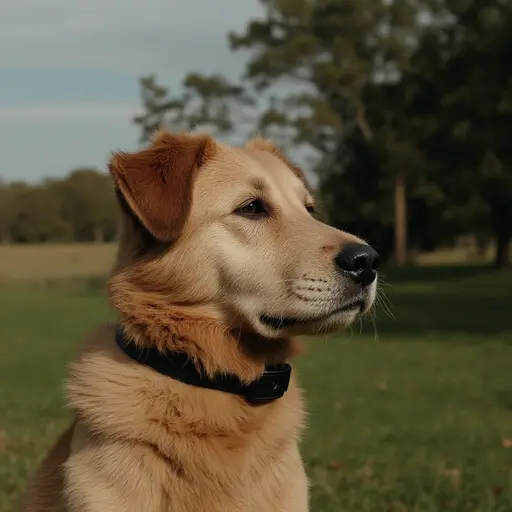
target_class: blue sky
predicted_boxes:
[1,0,263,182]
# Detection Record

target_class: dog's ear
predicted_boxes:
[109,131,216,241]
[245,137,310,187]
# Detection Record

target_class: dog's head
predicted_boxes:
[108,131,379,341]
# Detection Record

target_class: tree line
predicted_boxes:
[0,170,119,244]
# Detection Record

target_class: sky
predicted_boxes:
[1,0,264,182]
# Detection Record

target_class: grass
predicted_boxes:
[1,262,511,511]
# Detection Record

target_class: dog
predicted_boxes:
[19,131,379,512]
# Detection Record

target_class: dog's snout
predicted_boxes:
[334,243,380,287]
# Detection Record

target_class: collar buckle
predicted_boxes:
[244,364,292,404]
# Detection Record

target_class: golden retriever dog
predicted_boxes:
[19,131,379,512]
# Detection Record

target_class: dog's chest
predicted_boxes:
[65,392,308,512]
[159,437,308,512]
[66,434,308,512]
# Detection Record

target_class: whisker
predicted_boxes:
[376,291,395,320]
[371,314,379,343]
[293,294,345,304]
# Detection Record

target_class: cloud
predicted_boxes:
[0,102,140,182]
[1,0,262,75]
[0,0,265,181]
[1,102,137,123]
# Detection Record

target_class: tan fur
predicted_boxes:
[20,131,377,512]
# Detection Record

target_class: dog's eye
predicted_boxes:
[306,204,316,214]
[236,199,268,218]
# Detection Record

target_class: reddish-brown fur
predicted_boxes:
[110,131,216,241]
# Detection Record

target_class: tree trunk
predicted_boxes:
[488,193,512,269]
[354,102,409,266]
[475,234,488,259]
[494,232,511,269]
[0,229,8,244]
[394,173,407,266]
[93,226,104,244]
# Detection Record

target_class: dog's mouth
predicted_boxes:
[259,300,365,330]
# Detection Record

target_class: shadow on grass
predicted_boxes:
[368,265,512,337]
[370,293,511,336]
[495,389,512,411]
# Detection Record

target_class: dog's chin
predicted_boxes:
[253,304,363,339]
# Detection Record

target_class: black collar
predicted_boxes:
[114,325,292,405]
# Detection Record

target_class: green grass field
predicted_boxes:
[1,259,511,511]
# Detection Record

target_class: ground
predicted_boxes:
[0,246,511,512]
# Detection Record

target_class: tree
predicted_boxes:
[0,179,12,243]
[6,182,71,243]
[54,169,119,243]
[133,0,442,264]
[412,0,512,267]
[0,170,120,244]
[133,73,254,144]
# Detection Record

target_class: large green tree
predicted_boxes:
[425,0,512,268]
[134,0,442,264]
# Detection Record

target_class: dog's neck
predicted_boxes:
[109,283,302,384]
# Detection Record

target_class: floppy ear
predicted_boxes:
[245,137,310,188]
[109,131,216,241]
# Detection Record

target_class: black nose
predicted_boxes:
[334,243,380,287]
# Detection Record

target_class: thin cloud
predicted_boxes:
[1,102,138,122]
[0,0,264,180]
[1,0,262,73]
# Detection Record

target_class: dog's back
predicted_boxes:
[20,423,74,512]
